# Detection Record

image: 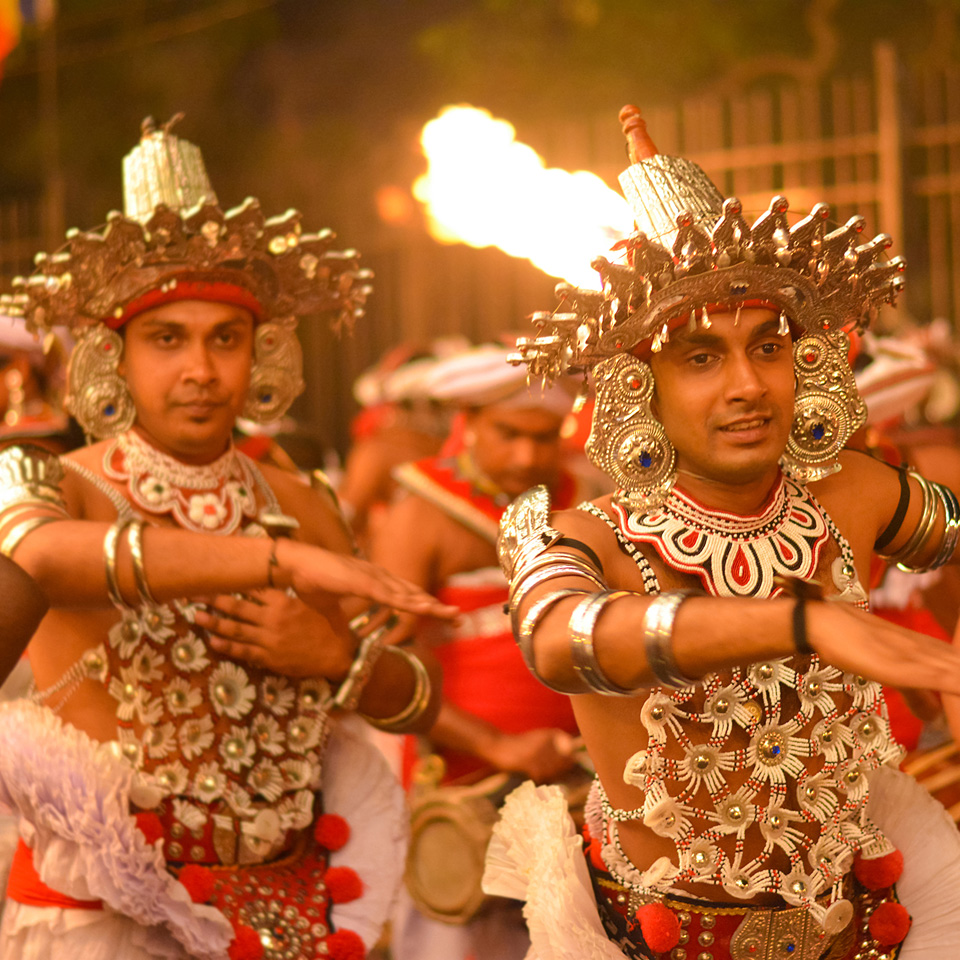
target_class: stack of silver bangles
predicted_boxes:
[883,472,960,573]
[509,545,700,694]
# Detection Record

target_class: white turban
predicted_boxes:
[423,344,574,417]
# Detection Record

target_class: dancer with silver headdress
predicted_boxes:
[489,106,960,960]
[0,117,455,960]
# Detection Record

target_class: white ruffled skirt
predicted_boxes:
[483,765,960,960]
[0,701,407,959]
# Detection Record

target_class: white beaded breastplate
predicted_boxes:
[582,479,898,919]
[59,434,331,862]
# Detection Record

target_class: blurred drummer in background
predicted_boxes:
[370,343,590,960]
[338,338,466,549]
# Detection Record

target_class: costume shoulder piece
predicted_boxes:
[0,444,65,508]
[0,443,69,557]
[497,485,563,581]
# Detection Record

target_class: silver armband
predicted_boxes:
[0,444,67,512]
[507,561,605,634]
[569,590,635,695]
[497,485,563,580]
[332,609,390,712]
[516,587,588,693]
[642,591,700,689]
[891,475,960,573]
[0,445,69,557]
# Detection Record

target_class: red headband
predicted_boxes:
[105,280,263,330]
[631,300,782,361]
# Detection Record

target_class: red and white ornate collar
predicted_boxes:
[612,472,829,598]
[104,430,264,535]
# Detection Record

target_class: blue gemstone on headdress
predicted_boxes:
[812,423,825,440]
[640,451,652,469]
[786,946,796,954]
[104,404,115,417]
[771,744,781,755]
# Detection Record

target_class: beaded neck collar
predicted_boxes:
[613,471,830,598]
[104,429,261,535]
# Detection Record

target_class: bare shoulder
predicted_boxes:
[368,489,456,581]
[380,488,460,543]
[255,462,353,553]
[810,449,903,539]
[59,439,115,514]
[550,493,624,569]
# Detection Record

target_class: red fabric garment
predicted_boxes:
[430,582,579,784]
[6,839,104,910]
[398,455,581,785]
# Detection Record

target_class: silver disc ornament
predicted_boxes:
[586,353,676,512]
[784,330,866,482]
[65,326,137,439]
[242,321,306,424]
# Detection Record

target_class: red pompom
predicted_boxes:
[314,813,351,851]
[586,836,606,871]
[636,902,681,953]
[178,864,216,904]
[134,812,164,846]
[326,929,365,960]
[229,923,264,960]
[326,865,364,904]
[853,849,904,890]
[868,901,912,946]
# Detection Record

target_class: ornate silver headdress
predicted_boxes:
[511,106,906,500]
[0,115,372,437]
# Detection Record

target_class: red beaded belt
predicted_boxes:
[155,802,298,866]
[588,860,907,960]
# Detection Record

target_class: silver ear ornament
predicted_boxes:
[242,321,306,424]
[586,353,676,512]
[781,330,866,483]
[65,326,137,440]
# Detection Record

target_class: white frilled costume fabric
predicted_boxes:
[484,770,960,960]
[0,702,406,959]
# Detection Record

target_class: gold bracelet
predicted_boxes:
[0,515,59,558]
[358,645,432,732]
[103,517,136,610]
[126,520,157,606]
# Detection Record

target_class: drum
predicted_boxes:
[405,754,593,924]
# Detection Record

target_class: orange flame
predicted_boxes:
[414,106,634,290]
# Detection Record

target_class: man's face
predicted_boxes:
[466,403,567,499]
[648,307,795,488]
[119,299,255,464]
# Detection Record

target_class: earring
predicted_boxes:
[242,322,306,423]
[586,354,676,512]
[65,326,136,440]
[781,330,866,483]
